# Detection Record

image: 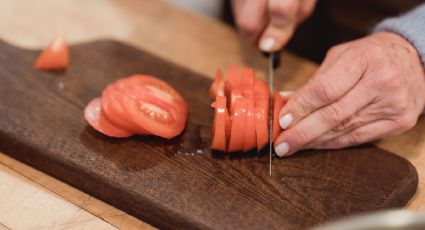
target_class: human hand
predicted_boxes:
[274,32,425,157]
[232,0,316,52]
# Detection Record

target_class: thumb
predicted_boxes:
[259,0,300,52]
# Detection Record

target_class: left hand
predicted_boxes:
[274,31,425,157]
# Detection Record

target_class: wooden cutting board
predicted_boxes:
[0,40,418,230]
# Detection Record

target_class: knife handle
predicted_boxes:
[262,51,281,69]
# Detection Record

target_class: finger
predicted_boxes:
[258,0,300,52]
[278,50,366,130]
[297,0,317,22]
[232,0,268,44]
[317,120,397,149]
[305,112,380,149]
[279,90,294,98]
[274,83,372,157]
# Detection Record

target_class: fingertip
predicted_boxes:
[259,37,276,52]
[274,141,290,157]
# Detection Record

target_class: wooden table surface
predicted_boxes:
[0,0,423,229]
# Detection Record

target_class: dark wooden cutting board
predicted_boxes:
[0,40,418,230]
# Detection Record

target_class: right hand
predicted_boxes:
[232,0,317,52]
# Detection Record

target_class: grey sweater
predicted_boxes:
[374,4,425,68]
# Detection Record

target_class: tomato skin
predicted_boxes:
[84,98,133,138]
[34,34,69,70]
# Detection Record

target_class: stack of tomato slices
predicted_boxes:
[210,66,285,152]
[84,75,188,139]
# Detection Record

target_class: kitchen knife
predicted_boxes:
[267,52,280,175]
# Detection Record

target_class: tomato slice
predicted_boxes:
[101,83,148,135]
[211,96,230,151]
[254,79,269,150]
[241,68,256,151]
[84,98,133,138]
[272,92,286,141]
[209,69,225,98]
[227,98,247,152]
[34,34,69,71]
[120,76,188,139]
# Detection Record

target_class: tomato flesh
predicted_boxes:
[120,79,187,139]
[209,69,225,98]
[254,79,269,151]
[84,98,133,138]
[211,96,229,151]
[34,34,69,71]
[227,98,247,152]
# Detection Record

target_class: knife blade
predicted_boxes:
[268,52,275,175]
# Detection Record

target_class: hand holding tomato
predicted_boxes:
[232,0,316,52]
[274,32,425,156]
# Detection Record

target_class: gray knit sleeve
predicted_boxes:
[373,4,425,67]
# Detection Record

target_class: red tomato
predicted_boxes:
[209,69,225,98]
[34,33,69,71]
[227,98,247,152]
[101,83,149,135]
[272,92,286,141]
[254,79,269,150]
[211,96,230,151]
[120,76,188,139]
[84,98,132,138]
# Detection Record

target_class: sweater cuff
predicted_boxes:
[373,4,425,68]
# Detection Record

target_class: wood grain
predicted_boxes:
[0,39,418,229]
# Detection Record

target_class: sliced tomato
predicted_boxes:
[272,92,286,141]
[211,96,230,151]
[227,98,247,152]
[209,69,225,98]
[101,83,148,135]
[84,98,133,138]
[243,97,256,151]
[120,76,188,139]
[254,79,269,150]
[34,33,69,70]
[241,69,256,151]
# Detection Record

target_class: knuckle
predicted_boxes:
[269,0,298,18]
[322,102,347,125]
[378,71,399,90]
[235,18,260,34]
[289,127,311,147]
[311,78,337,104]
[327,44,346,55]
[349,130,365,145]
[396,115,417,130]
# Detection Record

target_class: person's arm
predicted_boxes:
[374,4,425,67]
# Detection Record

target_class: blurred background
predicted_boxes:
[168,0,424,62]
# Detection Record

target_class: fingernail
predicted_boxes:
[259,37,275,52]
[279,91,293,97]
[279,113,293,129]
[275,142,290,157]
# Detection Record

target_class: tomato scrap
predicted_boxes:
[210,66,287,153]
[34,33,69,71]
[84,75,188,139]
